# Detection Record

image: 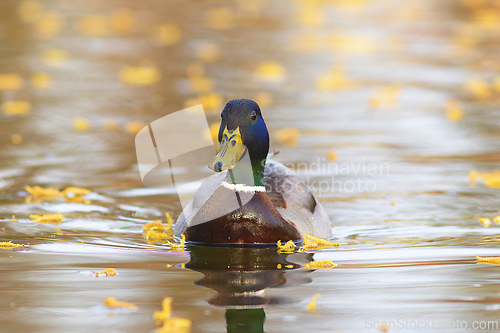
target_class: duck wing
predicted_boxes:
[263,160,332,238]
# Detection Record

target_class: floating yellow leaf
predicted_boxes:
[11,134,23,145]
[41,49,68,67]
[479,218,491,227]
[195,43,219,63]
[76,15,109,36]
[62,187,91,197]
[0,241,24,250]
[304,259,338,269]
[103,297,137,310]
[120,63,161,85]
[35,11,62,39]
[2,101,32,115]
[31,72,52,89]
[256,60,286,82]
[0,73,23,90]
[445,100,464,122]
[205,7,234,30]
[327,150,337,161]
[464,77,491,100]
[493,216,500,224]
[125,121,147,134]
[154,24,181,46]
[469,170,500,189]
[167,234,185,251]
[29,212,64,224]
[18,0,43,23]
[100,268,117,276]
[110,8,135,34]
[300,232,339,251]
[277,239,296,253]
[276,128,300,147]
[26,185,60,197]
[476,256,500,265]
[74,116,91,132]
[154,297,192,333]
[306,293,321,315]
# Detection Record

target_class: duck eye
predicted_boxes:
[250,111,257,121]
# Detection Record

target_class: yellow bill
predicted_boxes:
[209,126,246,172]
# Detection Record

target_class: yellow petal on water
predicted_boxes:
[327,150,337,161]
[110,8,135,34]
[205,7,235,30]
[154,24,181,46]
[154,297,192,333]
[103,297,137,309]
[254,92,273,108]
[469,170,500,189]
[0,241,24,250]
[391,200,396,206]
[276,128,300,147]
[100,268,117,276]
[154,297,173,323]
[0,73,24,90]
[306,293,321,315]
[18,0,44,23]
[2,101,32,115]
[493,216,500,224]
[31,72,52,89]
[277,240,296,253]
[35,11,62,39]
[11,134,23,145]
[120,63,161,85]
[167,234,185,251]
[304,259,338,269]
[125,121,147,134]
[300,232,339,251]
[76,15,109,36]
[195,43,219,63]
[62,186,91,197]
[26,185,61,197]
[157,318,192,333]
[476,256,500,265]
[445,100,464,122]
[165,212,173,230]
[73,116,91,132]
[41,49,69,67]
[479,218,491,227]
[256,60,286,82]
[104,119,118,131]
[29,212,65,224]
[464,77,491,100]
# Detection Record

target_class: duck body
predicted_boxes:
[174,99,332,245]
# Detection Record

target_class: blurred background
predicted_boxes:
[1,0,500,332]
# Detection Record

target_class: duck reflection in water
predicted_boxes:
[185,245,315,333]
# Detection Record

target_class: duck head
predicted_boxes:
[209,99,269,185]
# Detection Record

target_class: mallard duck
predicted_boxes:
[174,99,332,245]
